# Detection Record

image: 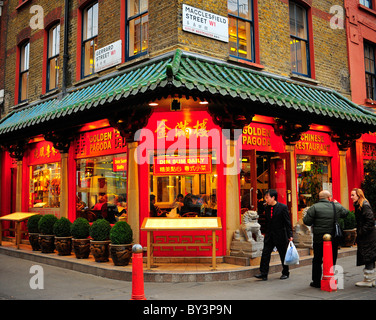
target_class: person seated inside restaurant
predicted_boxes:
[204,194,217,216]
[116,195,127,221]
[180,193,201,215]
[171,193,184,214]
[150,194,166,217]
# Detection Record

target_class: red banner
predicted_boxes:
[29,141,61,165]
[153,155,212,175]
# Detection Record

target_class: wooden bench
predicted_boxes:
[0,212,39,249]
[141,217,222,270]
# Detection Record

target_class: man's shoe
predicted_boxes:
[280,274,289,280]
[254,273,267,281]
[310,282,320,288]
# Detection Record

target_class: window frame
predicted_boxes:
[126,0,149,61]
[289,1,311,78]
[228,0,256,63]
[360,0,372,9]
[46,23,60,92]
[364,42,376,101]
[19,41,30,103]
[81,1,98,78]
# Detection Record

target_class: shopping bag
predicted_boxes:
[284,241,299,265]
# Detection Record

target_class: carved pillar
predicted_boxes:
[208,104,253,255]
[109,107,152,244]
[331,130,361,209]
[44,131,74,218]
[285,145,298,226]
[5,142,27,212]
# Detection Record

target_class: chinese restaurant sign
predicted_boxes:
[153,155,212,175]
[295,131,332,155]
[113,155,127,172]
[75,127,127,158]
[29,141,61,165]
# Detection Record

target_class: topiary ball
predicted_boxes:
[110,221,133,244]
[71,217,90,239]
[38,214,58,235]
[27,215,42,233]
[90,219,111,241]
[53,217,72,237]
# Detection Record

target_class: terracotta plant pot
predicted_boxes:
[341,228,357,247]
[28,233,40,251]
[39,235,55,253]
[110,244,132,266]
[55,236,73,256]
[90,240,111,262]
[72,238,91,259]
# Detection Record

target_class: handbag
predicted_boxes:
[332,202,343,240]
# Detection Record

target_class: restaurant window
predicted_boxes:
[360,0,372,8]
[19,41,30,102]
[289,1,310,77]
[297,155,331,211]
[76,153,127,223]
[30,162,61,209]
[365,42,376,101]
[149,150,218,217]
[228,0,254,62]
[127,0,148,59]
[82,2,98,78]
[47,24,60,91]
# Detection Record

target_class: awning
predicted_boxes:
[1,49,376,142]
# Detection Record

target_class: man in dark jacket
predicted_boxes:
[303,190,348,288]
[255,189,293,281]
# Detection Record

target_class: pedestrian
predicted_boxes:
[303,190,348,288]
[255,189,293,281]
[350,188,376,287]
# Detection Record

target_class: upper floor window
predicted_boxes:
[47,24,60,91]
[289,1,310,77]
[364,42,376,100]
[19,42,29,102]
[127,0,148,59]
[82,2,98,77]
[360,0,372,8]
[228,0,254,62]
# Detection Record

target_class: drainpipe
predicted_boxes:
[62,0,69,97]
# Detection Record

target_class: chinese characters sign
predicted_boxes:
[154,118,210,139]
[153,155,212,175]
[29,141,60,165]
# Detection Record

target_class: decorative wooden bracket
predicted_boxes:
[208,105,254,140]
[274,118,310,145]
[330,130,362,151]
[3,140,27,161]
[109,106,152,143]
[44,130,75,153]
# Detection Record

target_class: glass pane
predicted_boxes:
[83,38,97,76]
[48,57,59,90]
[49,25,60,57]
[76,154,128,222]
[289,2,296,35]
[237,19,252,60]
[290,38,308,75]
[229,17,238,55]
[296,5,307,39]
[20,71,28,101]
[84,2,98,40]
[141,14,149,52]
[128,0,138,17]
[239,0,251,20]
[140,0,148,13]
[228,0,238,15]
[21,42,29,72]
[30,163,61,208]
[129,14,148,57]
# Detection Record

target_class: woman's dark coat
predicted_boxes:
[354,200,376,266]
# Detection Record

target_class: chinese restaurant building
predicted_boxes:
[1,50,376,258]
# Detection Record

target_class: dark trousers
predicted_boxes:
[259,239,289,276]
[312,240,339,285]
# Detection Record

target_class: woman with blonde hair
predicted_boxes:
[350,188,376,287]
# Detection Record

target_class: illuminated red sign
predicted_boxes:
[153,155,212,175]
[113,156,127,172]
[29,141,61,165]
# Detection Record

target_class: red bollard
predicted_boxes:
[131,244,146,300]
[321,234,337,292]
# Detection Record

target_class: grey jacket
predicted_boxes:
[303,199,348,243]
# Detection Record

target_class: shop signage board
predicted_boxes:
[75,127,127,158]
[182,4,229,42]
[94,40,122,73]
[295,131,332,155]
[153,155,212,175]
[29,141,61,165]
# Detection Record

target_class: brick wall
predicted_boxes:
[1,0,351,114]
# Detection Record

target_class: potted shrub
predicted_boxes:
[38,214,58,253]
[339,210,357,247]
[71,218,91,259]
[110,221,133,266]
[27,214,41,251]
[53,217,72,256]
[90,219,111,262]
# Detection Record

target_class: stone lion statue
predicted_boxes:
[234,210,264,244]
